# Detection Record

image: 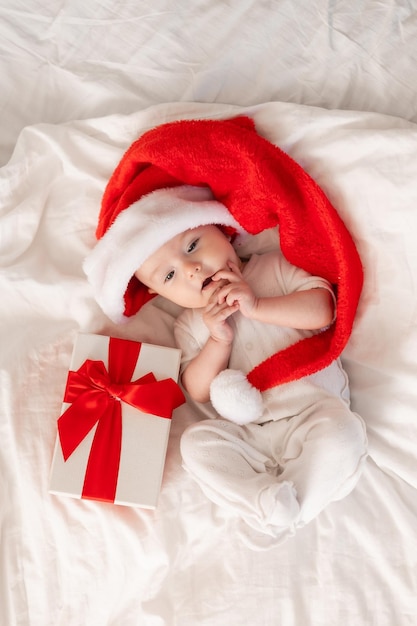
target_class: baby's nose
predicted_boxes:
[185,261,202,277]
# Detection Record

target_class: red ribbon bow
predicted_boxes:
[58,337,185,503]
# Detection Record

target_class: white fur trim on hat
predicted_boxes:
[84,185,246,323]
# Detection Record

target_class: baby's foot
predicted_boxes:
[236,481,300,551]
[260,480,300,528]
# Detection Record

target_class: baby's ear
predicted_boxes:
[147,287,157,295]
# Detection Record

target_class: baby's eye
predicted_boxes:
[165,270,175,283]
[187,239,199,253]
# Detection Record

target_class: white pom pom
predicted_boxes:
[210,369,264,425]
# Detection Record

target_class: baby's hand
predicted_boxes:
[212,262,258,319]
[203,284,238,344]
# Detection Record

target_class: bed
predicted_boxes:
[1,2,417,625]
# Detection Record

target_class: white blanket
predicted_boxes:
[1,2,417,625]
[2,100,417,625]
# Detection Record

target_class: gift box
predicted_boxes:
[49,333,184,508]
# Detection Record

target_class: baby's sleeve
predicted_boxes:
[174,309,209,373]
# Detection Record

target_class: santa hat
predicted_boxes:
[84,115,363,425]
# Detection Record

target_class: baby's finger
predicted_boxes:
[215,302,239,320]
[206,284,226,307]
[205,297,231,315]
[212,269,239,284]
[227,260,244,278]
[216,283,239,305]
[206,301,238,321]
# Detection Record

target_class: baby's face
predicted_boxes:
[135,225,240,308]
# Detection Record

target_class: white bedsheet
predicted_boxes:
[1,0,417,167]
[1,2,417,625]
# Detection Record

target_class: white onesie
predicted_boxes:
[175,250,367,547]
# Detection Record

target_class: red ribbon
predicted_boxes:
[58,337,185,503]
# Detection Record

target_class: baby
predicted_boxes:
[85,185,367,547]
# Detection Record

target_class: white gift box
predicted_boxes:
[49,333,183,508]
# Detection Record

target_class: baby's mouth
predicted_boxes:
[202,276,213,290]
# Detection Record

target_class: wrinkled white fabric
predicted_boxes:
[2,97,417,626]
[1,1,417,619]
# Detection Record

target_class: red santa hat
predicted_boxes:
[84,116,363,424]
